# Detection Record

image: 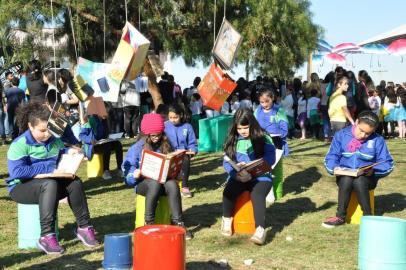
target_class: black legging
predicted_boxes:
[336,175,377,219]
[93,140,123,171]
[123,106,140,137]
[223,180,272,228]
[10,178,91,236]
[180,155,191,188]
[136,179,182,224]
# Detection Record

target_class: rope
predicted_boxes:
[50,0,57,78]
[124,0,128,22]
[138,0,141,30]
[68,3,78,62]
[103,0,106,61]
[213,0,216,45]
[223,0,226,19]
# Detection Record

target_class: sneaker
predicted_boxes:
[181,187,193,198]
[266,188,275,204]
[175,222,193,240]
[250,226,266,245]
[221,217,233,236]
[102,170,112,180]
[124,133,130,139]
[322,216,345,228]
[74,226,100,247]
[37,233,65,255]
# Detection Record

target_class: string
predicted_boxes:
[103,0,106,61]
[124,0,128,22]
[223,0,226,19]
[213,0,216,45]
[68,3,78,62]
[50,0,57,79]
[138,0,141,30]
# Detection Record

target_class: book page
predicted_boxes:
[108,132,124,140]
[57,153,84,174]
[141,152,164,181]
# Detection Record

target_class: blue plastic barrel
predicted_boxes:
[358,216,406,270]
[102,233,132,270]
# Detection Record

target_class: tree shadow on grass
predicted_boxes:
[17,249,102,270]
[187,261,232,270]
[283,166,322,196]
[183,202,223,234]
[375,192,406,215]
[266,197,335,243]
[191,172,227,193]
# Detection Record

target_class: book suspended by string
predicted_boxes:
[197,63,237,111]
[147,52,165,78]
[47,103,69,138]
[212,19,243,70]
[85,96,108,118]
[109,22,150,82]
[68,74,94,102]
[76,57,121,102]
[140,149,186,183]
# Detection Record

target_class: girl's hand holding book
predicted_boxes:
[236,169,252,183]
[134,169,141,179]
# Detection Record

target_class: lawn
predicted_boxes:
[0,139,405,270]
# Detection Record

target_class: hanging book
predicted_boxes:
[212,19,243,70]
[198,63,237,111]
[140,149,186,183]
[147,52,165,78]
[85,96,108,118]
[47,103,69,138]
[109,22,151,82]
[69,74,94,102]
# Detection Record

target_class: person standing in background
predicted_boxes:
[121,80,141,139]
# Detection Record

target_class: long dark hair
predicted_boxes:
[168,103,186,123]
[224,108,266,161]
[136,133,173,154]
[28,59,42,81]
[16,102,50,133]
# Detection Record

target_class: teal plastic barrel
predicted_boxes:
[18,204,58,249]
[358,216,406,270]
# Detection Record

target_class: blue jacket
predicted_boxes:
[164,121,198,153]
[6,130,66,192]
[324,126,394,179]
[61,125,80,146]
[79,116,108,160]
[122,138,162,188]
[223,134,276,182]
[254,104,289,156]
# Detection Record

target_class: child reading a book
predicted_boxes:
[323,111,394,228]
[164,104,197,198]
[254,89,289,203]
[122,113,192,239]
[7,102,99,255]
[79,112,123,180]
[222,108,276,245]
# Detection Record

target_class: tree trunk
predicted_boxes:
[143,58,163,109]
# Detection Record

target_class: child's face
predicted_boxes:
[236,124,250,138]
[354,121,375,140]
[149,133,163,144]
[29,120,51,143]
[168,112,181,125]
[337,79,349,92]
[259,95,273,111]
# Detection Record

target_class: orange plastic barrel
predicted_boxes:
[133,225,186,270]
[233,191,256,234]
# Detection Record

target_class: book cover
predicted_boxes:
[47,107,69,138]
[140,149,186,183]
[85,96,108,118]
[69,74,94,102]
[147,53,164,78]
[35,153,84,179]
[333,161,384,177]
[242,158,272,178]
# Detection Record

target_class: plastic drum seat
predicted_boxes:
[346,190,375,224]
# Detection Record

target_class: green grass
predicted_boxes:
[0,139,405,270]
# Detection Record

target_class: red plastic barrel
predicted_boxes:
[133,225,186,270]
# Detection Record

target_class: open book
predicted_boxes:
[140,149,186,183]
[96,133,124,145]
[35,153,84,179]
[224,155,272,178]
[333,161,384,177]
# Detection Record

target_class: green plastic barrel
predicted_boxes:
[198,115,233,153]
[272,159,284,200]
[198,117,215,152]
[358,216,406,270]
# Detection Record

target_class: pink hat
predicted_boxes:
[140,113,165,135]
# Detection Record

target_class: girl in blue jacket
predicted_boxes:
[323,111,394,228]
[165,104,197,198]
[254,89,289,202]
[122,113,192,239]
[7,102,99,255]
[222,108,276,245]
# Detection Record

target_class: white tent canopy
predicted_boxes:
[358,24,406,46]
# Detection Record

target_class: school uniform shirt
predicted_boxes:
[328,91,347,123]
[164,121,198,153]
[281,94,294,117]
[307,97,320,118]
[223,134,276,182]
[6,130,66,192]
[254,104,289,156]
[239,99,253,110]
[122,138,161,187]
[325,126,394,179]
[190,100,203,115]
[297,97,307,115]
[79,116,108,160]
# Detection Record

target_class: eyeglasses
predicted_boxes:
[149,133,162,138]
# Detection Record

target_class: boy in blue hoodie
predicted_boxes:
[164,104,197,198]
[323,111,394,228]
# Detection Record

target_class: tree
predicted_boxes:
[0,0,320,78]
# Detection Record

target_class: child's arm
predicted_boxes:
[186,123,198,154]
[372,136,394,179]
[223,156,238,179]
[79,122,95,145]
[276,108,289,138]
[324,133,343,175]
[122,142,143,186]
[263,136,276,167]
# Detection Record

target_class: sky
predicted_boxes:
[170,0,406,89]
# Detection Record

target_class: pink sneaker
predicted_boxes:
[181,187,193,198]
[37,233,65,255]
[74,226,100,247]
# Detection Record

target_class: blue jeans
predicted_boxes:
[0,110,6,139]
[320,105,331,138]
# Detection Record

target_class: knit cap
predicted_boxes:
[140,113,165,135]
